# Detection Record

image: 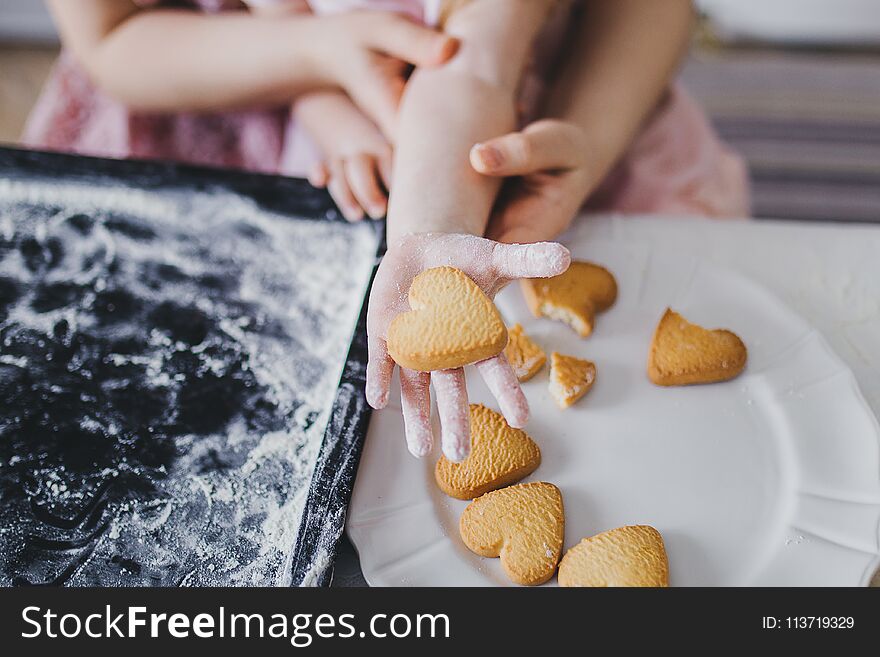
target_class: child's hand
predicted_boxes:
[470,120,595,243]
[309,150,391,222]
[366,233,570,461]
[313,11,459,141]
[298,92,393,221]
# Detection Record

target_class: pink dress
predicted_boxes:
[23,0,749,217]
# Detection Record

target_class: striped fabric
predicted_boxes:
[682,48,880,223]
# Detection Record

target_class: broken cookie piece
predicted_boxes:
[520,261,617,338]
[503,323,546,382]
[548,352,596,409]
[647,308,747,386]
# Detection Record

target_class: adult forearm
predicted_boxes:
[546,0,693,179]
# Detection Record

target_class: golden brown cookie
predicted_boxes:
[647,308,747,386]
[503,324,546,382]
[436,404,541,500]
[558,525,669,587]
[459,482,564,586]
[387,266,508,372]
[520,261,617,338]
[548,352,596,409]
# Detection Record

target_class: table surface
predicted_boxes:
[337,213,880,587]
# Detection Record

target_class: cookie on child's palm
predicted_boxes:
[387,266,508,372]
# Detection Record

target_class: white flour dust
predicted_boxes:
[0,177,377,586]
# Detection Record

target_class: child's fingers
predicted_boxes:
[432,368,470,462]
[327,159,365,221]
[349,17,457,139]
[399,368,434,458]
[363,13,459,68]
[377,152,394,191]
[366,335,395,409]
[348,74,399,142]
[475,353,529,429]
[344,154,388,220]
[490,241,571,281]
[470,120,583,176]
[308,162,330,188]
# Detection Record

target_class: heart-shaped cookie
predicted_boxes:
[387,266,508,372]
[503,323,546,382]
[436,404,541,500]
[648,308,747,386]
[549,352,596,409]
[558,525,669,587]
[520,261,617,338]
[459,481,564,586]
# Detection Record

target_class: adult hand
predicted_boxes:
[470,119,598,243]
[314,12,459,141]
[366,233,570,461]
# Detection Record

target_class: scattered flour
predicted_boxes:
[0,176,377,586]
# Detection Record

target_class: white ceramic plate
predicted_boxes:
[347,234,880,586]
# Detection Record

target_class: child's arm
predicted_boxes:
[367,0,569,460]
[47,0,332,110]
[46,0,455,124]
[241,0,392,219]
[385,0,556,244]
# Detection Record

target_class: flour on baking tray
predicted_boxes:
[0,178,376,586]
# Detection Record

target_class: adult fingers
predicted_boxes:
[488,190,583,246]
[364,13,459,67]
[490,241,571,281]
[344,154,388,219]
[327,159,364,222]
[432,368,470,462]
[470,120,584,176]
[476,354,529,428]
[399,368,433,458]
[366,335,395,409]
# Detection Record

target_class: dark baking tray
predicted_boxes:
[0,146,382,587]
